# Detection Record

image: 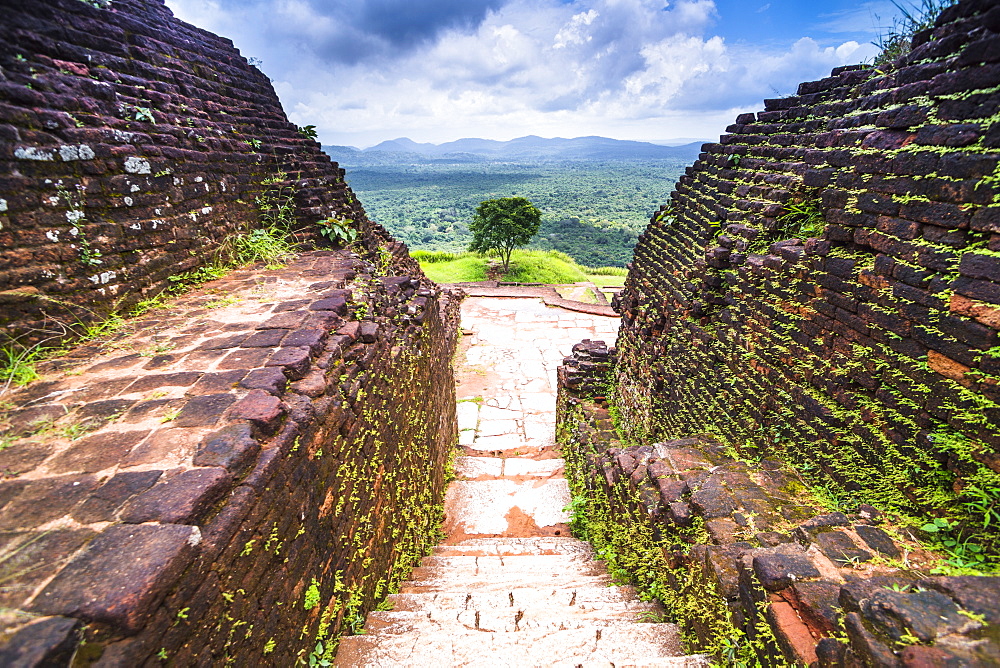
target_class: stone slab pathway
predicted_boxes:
[337,297,708,667]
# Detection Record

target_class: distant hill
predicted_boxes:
[324,135,706,164]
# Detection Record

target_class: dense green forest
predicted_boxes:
[336,160,689,267]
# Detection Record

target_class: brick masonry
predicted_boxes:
[0,0,415,343]
[557,0,1000,665]
[558,342,1000,665]
[0,250,461,664]
[0,0,462,664]
[611,0,1000,534]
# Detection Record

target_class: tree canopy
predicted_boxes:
[468,196,542,272]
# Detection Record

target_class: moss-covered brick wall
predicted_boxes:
[0,0,416,343]
[614,0,1000,550]
[0,253,461,666]
[557,351,1000,665]
[0,1,460,665]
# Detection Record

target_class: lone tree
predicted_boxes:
[468,196,542,273]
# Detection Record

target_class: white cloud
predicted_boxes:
[554,10,598,49]
[166,0,879,147]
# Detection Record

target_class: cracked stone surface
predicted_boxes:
[337,297,707,667]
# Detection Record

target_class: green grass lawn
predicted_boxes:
[419,256,488,283]
[415,249,623,285]
[585,274,626,287]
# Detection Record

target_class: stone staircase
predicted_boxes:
[336,536,705,666]
[334,456,708,667]
[334,297,708,667]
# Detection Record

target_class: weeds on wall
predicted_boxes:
[55,181,103,267]
[255,169,297,231]
[774,193,825,240]
[559,400,786,665]
[612,306,1000,575]
[872,0,958,68]
[315,216,357,246]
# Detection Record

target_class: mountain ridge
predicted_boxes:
[325,135,706,163]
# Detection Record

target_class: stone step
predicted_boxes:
[365,599,663,634]
[419,554,601,571]
[443,479,571,538]
[398,570,613,593]
[455,456,565,480]
[433,537,593,557]
[385,585,651,612]
[461,442,555,458]
[334,622,700,667]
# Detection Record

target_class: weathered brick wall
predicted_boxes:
[558,344,1000,665]
[0,0,413,343]
[0,251,461,665]
[0,1,459,665]
[613,0,1000,534]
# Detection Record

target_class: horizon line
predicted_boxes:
[322,135,715,151]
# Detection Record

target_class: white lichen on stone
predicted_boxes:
[130,222,142,230]
[124,156,151,174]
[59,144,96,161]
[201,206,212,215]
[112,129,135,143]
[124,196,134,206]
[14,146,55,161]
[88,270,117,285]
[194,176,204,182]
[0,199,7,213]
[130,184,140,192]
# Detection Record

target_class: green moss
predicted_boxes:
[560,398,794,665]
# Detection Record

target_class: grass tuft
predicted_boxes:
[504,250,588,284]
[872,0,957,68]
[419,255,489,283]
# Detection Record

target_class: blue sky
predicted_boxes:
[164,0,906,147]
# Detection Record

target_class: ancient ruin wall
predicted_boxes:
[0,252,461,666]
[557,347,1000,665]
[614,0,1000,530]
[0,0,415,343]
[0,1,460,665]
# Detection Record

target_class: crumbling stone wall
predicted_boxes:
[556,0,1000,664]
[0,1,460,665]
[613,0,1000,538]
[558,343,1000,665]
[0,0,411,343]
[0,251,460,666]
